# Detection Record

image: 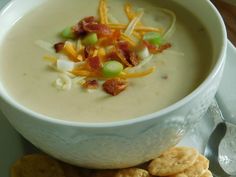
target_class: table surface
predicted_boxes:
[212,0,236,46]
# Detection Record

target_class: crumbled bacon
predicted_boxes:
[84,46,97,58]
[111,30,121,41]
[129,51,139,66]
[54,42,65,53]
[105,51,119,61]
[103,78,128,96]
[82,80,99,89]
[83,23,112,37]
[87,56,101,70]
[73,16,112,39]
[73,16,97,38]
[115,41,139,66]
[143,40,172,54]
[82,16,97,24]
[99,30,121,46]
[157,43,172,53]
[143,40,159,54]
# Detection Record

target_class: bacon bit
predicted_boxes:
[83,16,97,23]
[143,41,172,54]
[143,40,159,54]
[115,41,139,66]
[115,47,132,67]
[87,56,101,70]
[73,23,86,38]
[82,80,99,89]
[98,30,121,46]
[111,30,121,41]
[129,51,139,66]
[157,43,172,53]
[83,23,112,38]
[54,42,65,53]
[103,78,128,96]
[105,51,119,61]
[73,16,97,38]
[84,46,97,58]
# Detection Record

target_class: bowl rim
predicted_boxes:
[0,0,227,128]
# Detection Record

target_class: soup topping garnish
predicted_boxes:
[40,0,175,96]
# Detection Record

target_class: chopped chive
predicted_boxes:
[61,26,75,39]
[102,60,124,77]
[82,33,98,46]
[143,32,163,45]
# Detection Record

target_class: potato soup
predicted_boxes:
[0,0,212,122]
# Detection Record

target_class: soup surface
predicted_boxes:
[0,0,212,122]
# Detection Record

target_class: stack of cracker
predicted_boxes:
[148,146,213,177]
[10,146,213,177]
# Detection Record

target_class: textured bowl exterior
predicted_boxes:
[0,0,227,169]
[0,62,224,168]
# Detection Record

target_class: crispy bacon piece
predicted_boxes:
[157,43,172,53]
[129,51,139,66]
[83,23,112,37]
[82,80,99,89]
[103,78,128,96]
[143,40,172,54]
[143,40,158,54]
[105,51,119,61]
[87,56,101,70]
[54,42,65,53]
[99,30,121,46]
[115,41,139,66]
[82,16,97,23]
[73,16,97,38]
[84,46,97,58]
[73,16,112,38]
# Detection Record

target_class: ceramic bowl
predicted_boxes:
[0,0,227,169]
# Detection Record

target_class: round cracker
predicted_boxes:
[93,170,117,177]
[115,168,150,177]
[174,154,209,177]
[11,154,65,177]
[200,170,213,177]
[61,162,92,177]
[148,146,199,176]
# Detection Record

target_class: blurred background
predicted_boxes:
[212,0,236,45]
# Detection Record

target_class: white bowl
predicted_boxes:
[0,0,227,169]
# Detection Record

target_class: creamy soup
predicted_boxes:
[0,0,212,122]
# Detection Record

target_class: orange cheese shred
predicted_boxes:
[108,24,163,33]
[63,42,78,62]
[99,0,108,24]
[120,67,156,78]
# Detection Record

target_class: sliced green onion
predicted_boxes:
[102,60,124,77]
[61,26,75,39]
[137,46,150,59]
[143,32,163,45]
[82,33,98,46]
